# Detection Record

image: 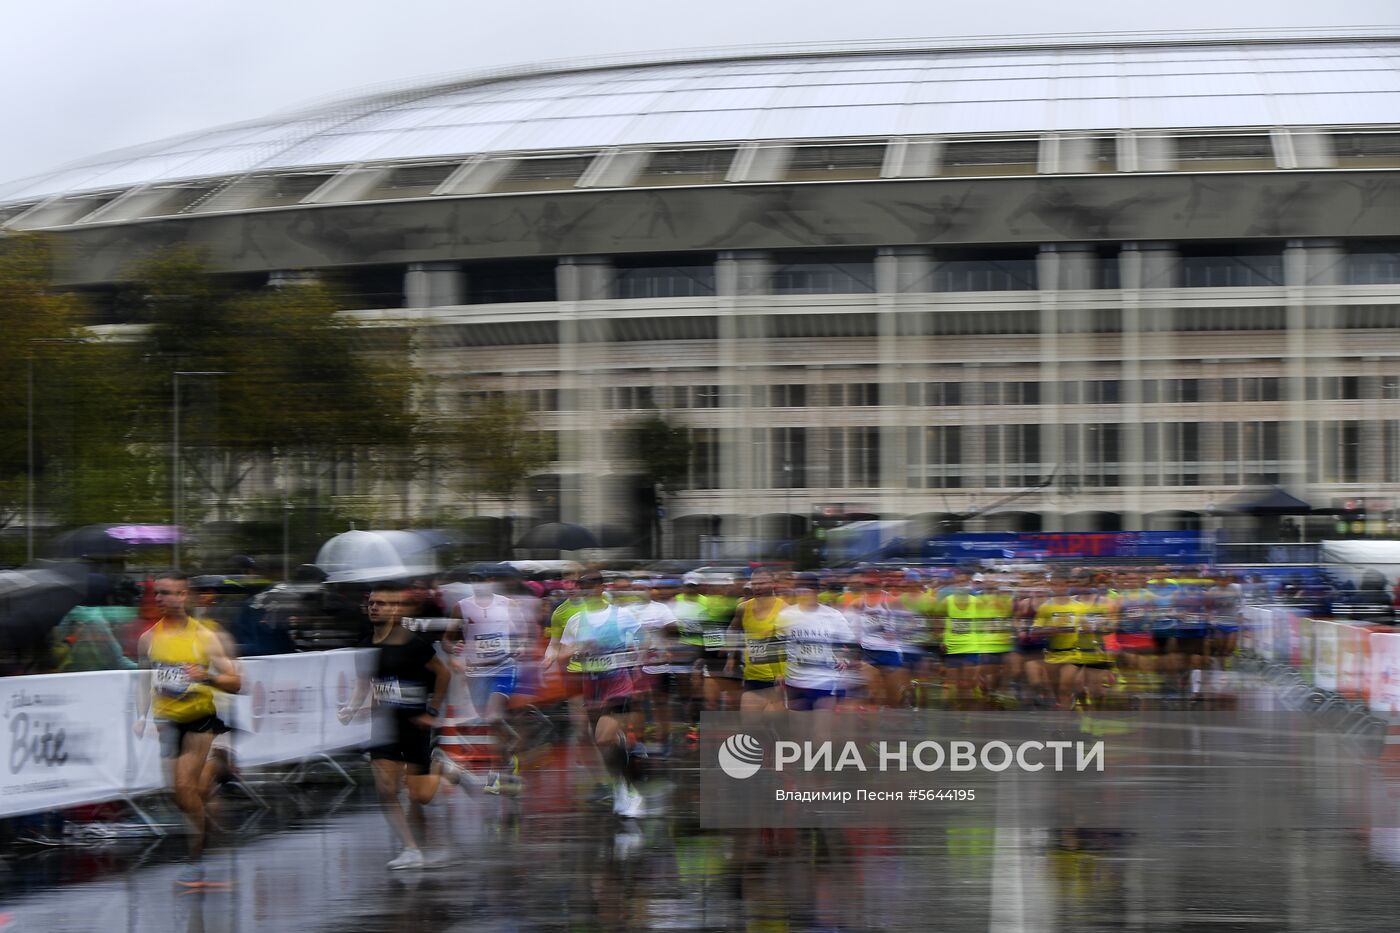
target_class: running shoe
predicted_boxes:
[175,862,205,887]
[613,780,646,819]
[386,848,424,870]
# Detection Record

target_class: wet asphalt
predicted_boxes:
[6,687,1400,931]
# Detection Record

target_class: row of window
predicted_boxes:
[11,130,1400,231]
[496,419,1378,491]
[591,376,1390,412]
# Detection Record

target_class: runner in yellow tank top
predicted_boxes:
[724,571,787,713]
[134,572,240,887]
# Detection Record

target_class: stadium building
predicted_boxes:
[4,29,1400,557]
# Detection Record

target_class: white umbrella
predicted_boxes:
[315,530,441,584]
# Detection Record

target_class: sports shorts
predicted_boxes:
[156,715,228,759]
[369,708,434,771]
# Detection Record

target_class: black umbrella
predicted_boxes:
[514,522,599,551]
[0,563,87,674]
[513,523,637,551]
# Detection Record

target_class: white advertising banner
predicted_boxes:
[230,653,329,767]
[0,670,144,818]
[318,648,375,751]
[1314,621,1340,692]
[1340,623,1371,702]
[1368,633,1400,716]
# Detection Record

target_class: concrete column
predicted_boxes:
[715,252,768,551]
[404,261,464,308]
[1038,243,1099,291]
[1284,240,1340,496]
[716,250,771,297]
[1120,241,1179,290]
[557,255,614,301]
[877,248,918,528]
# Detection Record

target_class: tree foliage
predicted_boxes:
[428,393,551,506]
[628,414,692,490]
[128,247,418,514]
[0,235,159,533]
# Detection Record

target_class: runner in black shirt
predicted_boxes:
[340,581,450,870]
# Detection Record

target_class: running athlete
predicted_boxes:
[972,579,1016,705]
[339,581,451,870]
[724,570,787,713]
[443,566,531,795]
[698,574,744,712]
[777,576,859,712]
[1034,578,1109,709]
[669,574,709,726]
[938,578,984,709]
[134,572,242,887]
[551,573,648,819]
[630,578,684,756]
[846,571,923,708]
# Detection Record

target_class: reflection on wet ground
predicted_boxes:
[8,695,1400,930]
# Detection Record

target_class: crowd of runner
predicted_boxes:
[137,563,1254,878]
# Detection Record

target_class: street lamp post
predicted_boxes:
[26,358,34,563]
[26,337,86,563]
[172,371,226,569]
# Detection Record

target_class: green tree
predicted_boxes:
[128,247,418,523]
[420,392,551,553]
[627,414,692,559]
[0,235,160,543]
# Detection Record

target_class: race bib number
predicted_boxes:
[154,664,191,698]
[792,642,834,664]
[747,639,782,664]
[703,630,730,650]
[949,620,973,636]
[474,632,506,658]
[583,649,639,673]
[372,678,404,704]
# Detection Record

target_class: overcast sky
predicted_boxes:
[0,0,1395,185]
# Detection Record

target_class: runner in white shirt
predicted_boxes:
[631,578,684,757]
[440,565,531,795]
[778,575,859,712]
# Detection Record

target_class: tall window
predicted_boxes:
[770,428,807,488]
[1143,422,1203,486]
[687,428,721,490]
[983,424,1042,488]
[1308,420,1361,484]
[828,427,881,488]
[1063,424,1121,488]
[908,426,962,489]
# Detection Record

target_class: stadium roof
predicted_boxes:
[3,29,1400,204]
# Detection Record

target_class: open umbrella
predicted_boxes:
[315,530,441,584]
[514,522,599,551]
[47,524,181,560]
[514,523,638,551]
[0,562,87,674]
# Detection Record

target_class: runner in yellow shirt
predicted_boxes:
[134,572,241,887]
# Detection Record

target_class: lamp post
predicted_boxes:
[172,371,226,569]
[26,336,86,562]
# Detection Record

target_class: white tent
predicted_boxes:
[1319,539,1400,588]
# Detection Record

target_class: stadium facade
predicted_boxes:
[4,30,1400,556]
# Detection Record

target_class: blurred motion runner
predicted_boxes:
[133,572,242,887]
